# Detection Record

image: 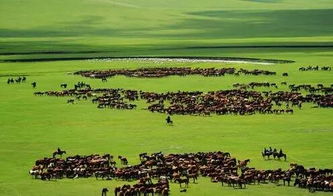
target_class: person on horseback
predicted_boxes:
[57,147,61,153]
[264,148,267,154]
[273,148,277,153]
[166,115,173,124]
[269,147,272,152]
[279,149,283,155]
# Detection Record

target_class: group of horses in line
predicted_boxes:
[5,76,38,88]
[74,67,277,79]
[299,66,331,71]
[233,82,279,89]
[261,147,287,161]
[29,150,333,195]
[34,83,332,116]
[233,82,333,94]
[6,76,27,84]
[289,84,333,94]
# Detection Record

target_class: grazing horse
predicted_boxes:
[102,188,109,196]
[118,156,128,165]
[53,150,66,158]
[282,73,289,77]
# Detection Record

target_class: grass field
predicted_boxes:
[0,0,333,196]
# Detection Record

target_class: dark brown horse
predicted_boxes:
[175,178,189,188]
[273,152,287,161]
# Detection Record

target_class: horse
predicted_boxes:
[273,152,287,161]
[237,159,250,168]
[175,178,189,188]
[139,152,148,161]
[262,151,273,159]
[67,99,75,104]
[53,150,66,158]
[186,173,198,183]
[101,188,109,196]
[60,83,67,88]
[118,156,128,165]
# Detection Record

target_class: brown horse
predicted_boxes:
[175,178,189,188]
[118,156,128,165]
[101,188,108,196]
[238,159,250,168]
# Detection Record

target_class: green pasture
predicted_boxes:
[1,0,333,57]
[0,50,333,196]
[0,0,333,195]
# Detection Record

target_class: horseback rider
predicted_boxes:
[269,147,272,152]
[273,148,277,153]
[57,147,61,153]
[279,149,283,155]
[166,115,173,124]
[264,148,267,154]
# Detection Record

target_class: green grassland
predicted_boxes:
[1,0,333,57]
[0,0,333,195]
[0,51,333,196]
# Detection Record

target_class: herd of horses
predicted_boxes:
[233,82,333,94]
[233,82,279,89]
[289,84,333,94]
[6,76,26,84]
[29,150,333,195]
[74,67,276,79]
[21,65,332,195]
[34,85,332,116]
[261,147,287,161]
[299,66,332,71]
[6,76,38,88]
[33,64,333,115]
